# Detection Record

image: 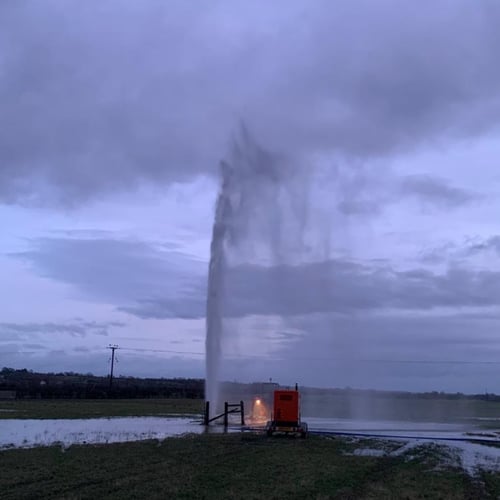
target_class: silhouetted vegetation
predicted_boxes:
[0,367,204,399]
[2,366,500,402]
[303,385,500,402]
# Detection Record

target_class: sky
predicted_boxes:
[2,0,500,393]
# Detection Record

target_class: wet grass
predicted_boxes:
[481,470,500,497]
[0,398,203,419]
[0,433,496,499]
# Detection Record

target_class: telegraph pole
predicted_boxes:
[107,344,119,390]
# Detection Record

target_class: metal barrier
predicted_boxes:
[203,400,245,427]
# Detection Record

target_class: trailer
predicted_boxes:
[266,388,308,438]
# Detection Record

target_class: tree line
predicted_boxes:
[0,367,204,399]
[2,367,498,401]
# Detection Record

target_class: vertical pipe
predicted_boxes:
[240,400,245,426]
[224,401,228,427]
[204,401,210,425]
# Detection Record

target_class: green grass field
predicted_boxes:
[0,398,203,419]
[1,433,497,499]
[3,395,500,426]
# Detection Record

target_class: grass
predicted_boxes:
[2,397,500,498]
[0,398,204,419]
[0,433,495,499]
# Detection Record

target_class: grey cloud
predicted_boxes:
[420,235,500,263]
[3,327,497,391]
[22,344,46,350]
[0,343,25,353]
[11,236,207,317]
[465,236,500,255]
[287,311,500,357]
[119,299,205,320]
[399,175,478,208]
[216,308,500,392]
[11,235,500,321]
[265,331,300,342]
[419,242,458,264]
[49,229,119,239]
[225,262,500,318]
[338,173,477,216]
[337,199,383,216]
[0,320,123,339]
[73,346,90,352]
[1,1,500,204]
[266,311,500,393]
[0,348,204,379]
[12,237,206,308]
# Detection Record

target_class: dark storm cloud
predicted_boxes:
[11,236,500,320]
[1,0,500,204]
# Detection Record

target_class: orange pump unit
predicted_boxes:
[273,390,300,424]
[266,388,308,437]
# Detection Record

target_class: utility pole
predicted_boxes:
[107,344,119,390]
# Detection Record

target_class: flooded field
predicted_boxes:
[305,416,498,439]
[0,417,203,449]
[4,413,500,449]
[2,413,500,477]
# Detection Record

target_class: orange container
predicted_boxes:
[273,390,300,424]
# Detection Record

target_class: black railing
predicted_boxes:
[203,400,245,426]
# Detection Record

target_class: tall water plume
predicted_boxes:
[205,128,349,414]
[205,160,232,411]
[205,128,291,413]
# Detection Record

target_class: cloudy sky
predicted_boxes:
[2,0,500,393]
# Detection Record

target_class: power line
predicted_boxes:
[115,348,500,365]
[3,347,500,366]
[119,347,205,356]
[0,351,39,354]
